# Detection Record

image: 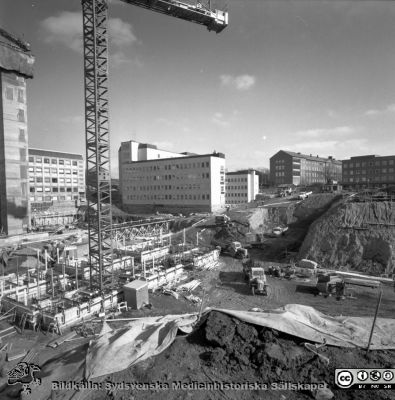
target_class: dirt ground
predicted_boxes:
[1,250,394,400]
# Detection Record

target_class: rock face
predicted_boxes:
[299,201,395,275]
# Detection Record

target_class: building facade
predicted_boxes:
[28,149,85,206]
[225,170,259,205]
[0,31,34,235]
[342,155,395,189]
[119,142,226,214]
[270,150,342,187]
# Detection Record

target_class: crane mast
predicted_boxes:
[81,0,228,293]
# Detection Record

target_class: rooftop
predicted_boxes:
[29,148,83,160]
[273,150,342,163]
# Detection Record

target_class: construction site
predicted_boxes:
[0,1,395,400]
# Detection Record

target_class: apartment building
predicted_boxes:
[28,149,85,205]
[270,150,342,187]
[0,30,34,235]
[342,155,395,189]
[225,170,259,205]
[119,141,226,214]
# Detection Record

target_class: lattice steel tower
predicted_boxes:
[81,0,228,292]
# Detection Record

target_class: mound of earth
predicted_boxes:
[95,311,395,400]
[299,201,395,275]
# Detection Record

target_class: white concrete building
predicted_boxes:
[225,169,259,205]
[119,141,226,214]
[28,149,85,205]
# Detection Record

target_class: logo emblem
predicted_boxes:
[336,370,354,388]
[370,370,381,381]
[357,370,368,382]
[383,370,394,382]
[7,362,41,395]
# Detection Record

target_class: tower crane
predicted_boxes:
[81,0,228,292]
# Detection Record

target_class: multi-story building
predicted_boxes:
[270,150,342,187]
[342,155,395,189]
[28,149,85,205]
[0,29,34,235]
[225,169,259,205]
[119,141,226,214]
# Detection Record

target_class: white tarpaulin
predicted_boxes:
[85,304,395,379]
[85,313,198,379]
[212,304,395,350]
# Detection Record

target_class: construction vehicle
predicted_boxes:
[267,226,288,238]
[295,259,318,277]
[215,215,231,226]
[212,239,249,259]
[298,191,313,200]
[317,273,381,297]
[243,263,268,295]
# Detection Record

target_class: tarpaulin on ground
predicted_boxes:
[212,304,395,350]
[85,313,198,379]
[85,304,395,379]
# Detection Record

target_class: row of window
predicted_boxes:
[225,193,247,197]
[344,160,395,168]
[30,195,80,202]
[126,172,210,181]
[226,177,248,182]
[126,193,211,201]
[126,161,211,172]
[30,187,80,193]
[5,86,25,103]
[29,177,79,184]
[344,168,395,175]
[126,184,202,191]
[29,157,82,166]
[29,167,83,175]
[226,185,248,190]
[343,176,395,183]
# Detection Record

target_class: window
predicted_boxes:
[60,187,65,192]
[44,158,50,164]
[30,187,35,193]
[36,167,42,173]
[51,159,57,164]
[36,187,43,192]
[51,168,57,173]
[36,177,43,183]
[17,109,25,122]
[44,168,50,173]
[52,178,58,183]
[44,177,50,183]
[19,129,26,142]
[5,87,13,100]
[53,187,58,192]
[65,160,71,166]
[36,157,42,163]
[29,156,34,162]
[18,89,24,103]
[72,161,78,166]
[59,160,64,165]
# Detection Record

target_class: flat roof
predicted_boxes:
[28,148,83,160]
[123,152,225,164]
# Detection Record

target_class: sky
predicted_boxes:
[1,0,395,177]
